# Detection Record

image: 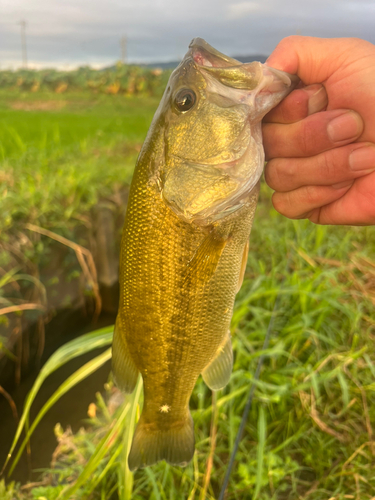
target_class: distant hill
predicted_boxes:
[143,54,268,69]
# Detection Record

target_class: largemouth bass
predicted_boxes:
[112,38,298,471]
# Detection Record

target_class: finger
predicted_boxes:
[263,109,363,160]
[307,172,375,225]
[263,84,328,124]
[271,182,353,220]
[266,36,373,84]
[265,143,375,192]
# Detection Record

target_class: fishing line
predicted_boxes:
[217,260,289,500]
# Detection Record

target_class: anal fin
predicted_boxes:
[112,315,139,393]
[202,331,233,391]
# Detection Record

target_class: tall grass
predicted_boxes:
[0,93,159,232]
[0,92,159,384]
[3,198,375,499]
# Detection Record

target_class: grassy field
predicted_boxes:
[1,88,375,499]
[0,90,160,232]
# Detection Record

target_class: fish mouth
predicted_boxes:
[188,37,299,118]
[165,39,299,226]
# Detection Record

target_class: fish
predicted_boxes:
[112,37,298,471]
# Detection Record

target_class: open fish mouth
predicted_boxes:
[189,37,298,116]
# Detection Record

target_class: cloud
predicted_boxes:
[0,0,374,68]
[343,0,375,11]
[227,2,265,20]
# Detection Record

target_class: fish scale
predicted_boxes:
[112,37,298,470]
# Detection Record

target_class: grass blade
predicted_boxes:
[8,347,112,475]
[2,326,113,475]
[145,468,162,500]
[123,376,143,500]
[58,395,132,500]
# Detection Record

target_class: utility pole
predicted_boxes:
[120,35,127,64]
[19,20,28,68]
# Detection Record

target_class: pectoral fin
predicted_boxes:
[183,229,228,286]
[202,331,233,391]
[112,315,139,393]
[237,240,249,293]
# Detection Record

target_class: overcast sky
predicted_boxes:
[0,0,374,69]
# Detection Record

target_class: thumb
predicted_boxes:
[266,36,369,84]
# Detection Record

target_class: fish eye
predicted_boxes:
[174,88,196,113]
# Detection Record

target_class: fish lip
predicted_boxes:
[188,37,241,67]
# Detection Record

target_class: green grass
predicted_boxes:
[1,89,375,499]
[0,91,159,159]
[0,92,159,234]
[3,196,375,499]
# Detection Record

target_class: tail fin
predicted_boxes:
[128,412,195,471]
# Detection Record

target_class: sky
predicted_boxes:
[0,0,374,69]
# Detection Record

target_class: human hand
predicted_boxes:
[262,36,375,225]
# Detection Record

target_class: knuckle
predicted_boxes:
[304,185,319,204]
[273,191,298,218]
[265,160,280,189]
[307,209,321,224]
[297,113,332,156]
[263,123,288,160]
[297,120,316,155]
[295,113,335,157]
[316,151,336,180]
[266,159,296,191]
